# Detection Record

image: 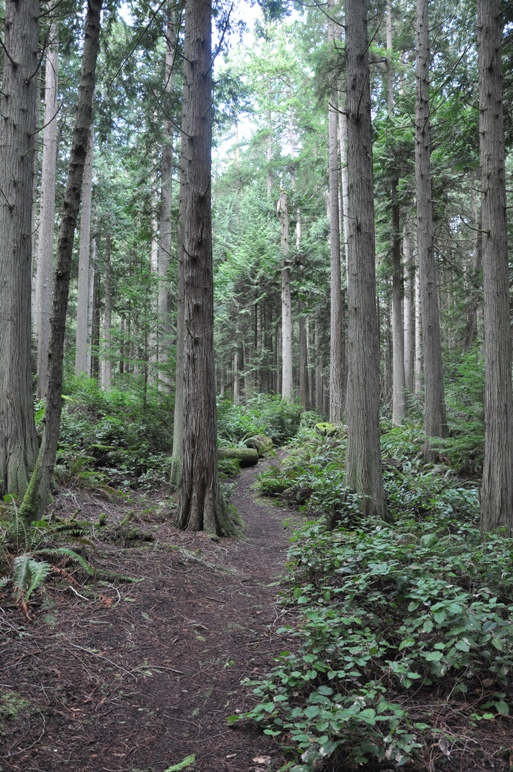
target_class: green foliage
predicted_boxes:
[0,495,95,612]
[56,377,173,489]
[242,492,513,769]
[217,394,302,446]
[242,424,513,769]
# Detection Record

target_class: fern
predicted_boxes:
[12,555,52,602]
[35,547,94,576]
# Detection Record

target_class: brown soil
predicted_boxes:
[2,460,513,772]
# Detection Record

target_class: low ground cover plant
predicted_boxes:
[243,424,513,770]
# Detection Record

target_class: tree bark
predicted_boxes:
[415,0,447,454]
[403,227,415,394]
[386,0,406,424]
[157,4,178,389]
[328,0,344,423]
[75,126,94,376]
[478,0,513,534]
[177,0,232,535]
[35,20,59,401]
[277,186,293,401]
[344,0,386,519]
[0,0,40,496]
[100,232,113,389]
[20,0,104,521]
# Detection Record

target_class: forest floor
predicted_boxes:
[1,457,513,772]
[0,457,301,772]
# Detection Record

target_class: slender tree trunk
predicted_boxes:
[177,0,231,535]
[158,5,177,389]
[20,0,104,521]
[344,0,386,519]
[328,0,344,423]
[277,187,293,400]
[90,258,100,381]
[387,0,406,424]
[403,227,415,393]
[75,126,94,376]
[415,0,447,454]
[463,180,483,350]
[299,299,309,409]
[100,232,113,389]
[0,0,39,497]
[414,259,423,394]
[35,20,58,400]
[478,0,513,534]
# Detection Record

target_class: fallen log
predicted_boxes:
[218,447,259,467]
[245,435,273,457]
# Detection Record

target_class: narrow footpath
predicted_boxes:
[0,460,299,772]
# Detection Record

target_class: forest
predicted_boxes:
[2,0,513,770]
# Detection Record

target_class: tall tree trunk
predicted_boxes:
[90,257,100,381]
[299,298,309,409]
[414,258,423,394]
[20,0,104,521]
[177,0,231,535]
[158,5,178,389]
[403,227,415,393]
[328,0,344,423]
[415,0,447,454]
[75,126,94,376]
[277,187,293,401]
[387,0,406,424]
[344,0,386,519]
[35,20,58,401]
[478,0,513,534]
[0,0,39,497]
[463,179,483,350]
[100,232,113,389]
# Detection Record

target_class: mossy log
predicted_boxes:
[315,422,338,436]
[218,447,259,467]
[245,435,273,457]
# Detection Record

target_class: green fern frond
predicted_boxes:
[12,555,52,601]
[35,547,94,576]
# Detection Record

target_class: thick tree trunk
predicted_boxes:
[478,0,513,534]
[415,0,447,454]
[177,0,232,535]
[35,20,59,401]
[344,0,386,519]
[0,0,40,497]
[20,0,104,521]
[75,126,94,376]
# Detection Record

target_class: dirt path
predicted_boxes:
[0,461,299,772]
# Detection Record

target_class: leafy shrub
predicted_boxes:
[242,420,513,769]
[242,491,513,770]
[217,394,303,446]
[55,377,173,489]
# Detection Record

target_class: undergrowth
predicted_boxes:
[49,376,174,490]
[241,421,513,770]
